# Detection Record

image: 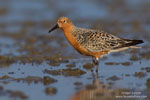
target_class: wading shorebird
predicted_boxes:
[48,17,144,71]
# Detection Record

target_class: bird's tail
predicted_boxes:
[110,39,144,53]
[123,39,144,47]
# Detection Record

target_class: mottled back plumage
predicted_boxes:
[72,26,143,52]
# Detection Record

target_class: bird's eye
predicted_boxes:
[63,20,66,23]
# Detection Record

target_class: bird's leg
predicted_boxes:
[95,58,99,72]
[92,57,99,65]
[92,57,99,72]
[91,57,100,81]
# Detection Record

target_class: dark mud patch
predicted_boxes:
[105,62,120,66]
[74,81,83,90]
[140,51,150,60]
[0,75,11,79]
[0,85,28,100]
[129,55,140,61]
[0,75,57,85]
[83,62,94,70]
[16,76,57,85]
[8,72,15,74]
[48,57,69,67]
[0,55,70,67]
[18,55,69,65]
[134,72,146,78]
[43,68,86,76]
[66,63,76,68]
[129,48,140,54]
[121,61,132,66]
[125,74,130,77]
[105,61,132,67]
[146,78,150,89]
[141,67,150,73]
[43,76,57,85]
[0,8,8,15]
[107,76,121,81]
[45,87,57,96]
[74,82,83,86]
[0,56,15,67]
[6,90,28,100]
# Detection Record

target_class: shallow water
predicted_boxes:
[0,0,150,100]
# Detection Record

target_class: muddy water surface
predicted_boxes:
[0,0,150,100]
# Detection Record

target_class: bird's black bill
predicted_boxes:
[48,24,59,33]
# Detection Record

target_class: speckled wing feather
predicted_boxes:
[72,27,140,52]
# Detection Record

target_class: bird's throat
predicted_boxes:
[63,25,77,46]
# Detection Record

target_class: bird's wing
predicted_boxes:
[76,30,133,52]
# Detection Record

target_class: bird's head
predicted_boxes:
[48,17,74,33]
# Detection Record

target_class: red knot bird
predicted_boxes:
[48,17,144,71]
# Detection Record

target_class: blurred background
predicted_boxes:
[0,0,150,100]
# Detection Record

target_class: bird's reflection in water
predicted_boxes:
[71,64,132,100]
[91,64,99,83]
